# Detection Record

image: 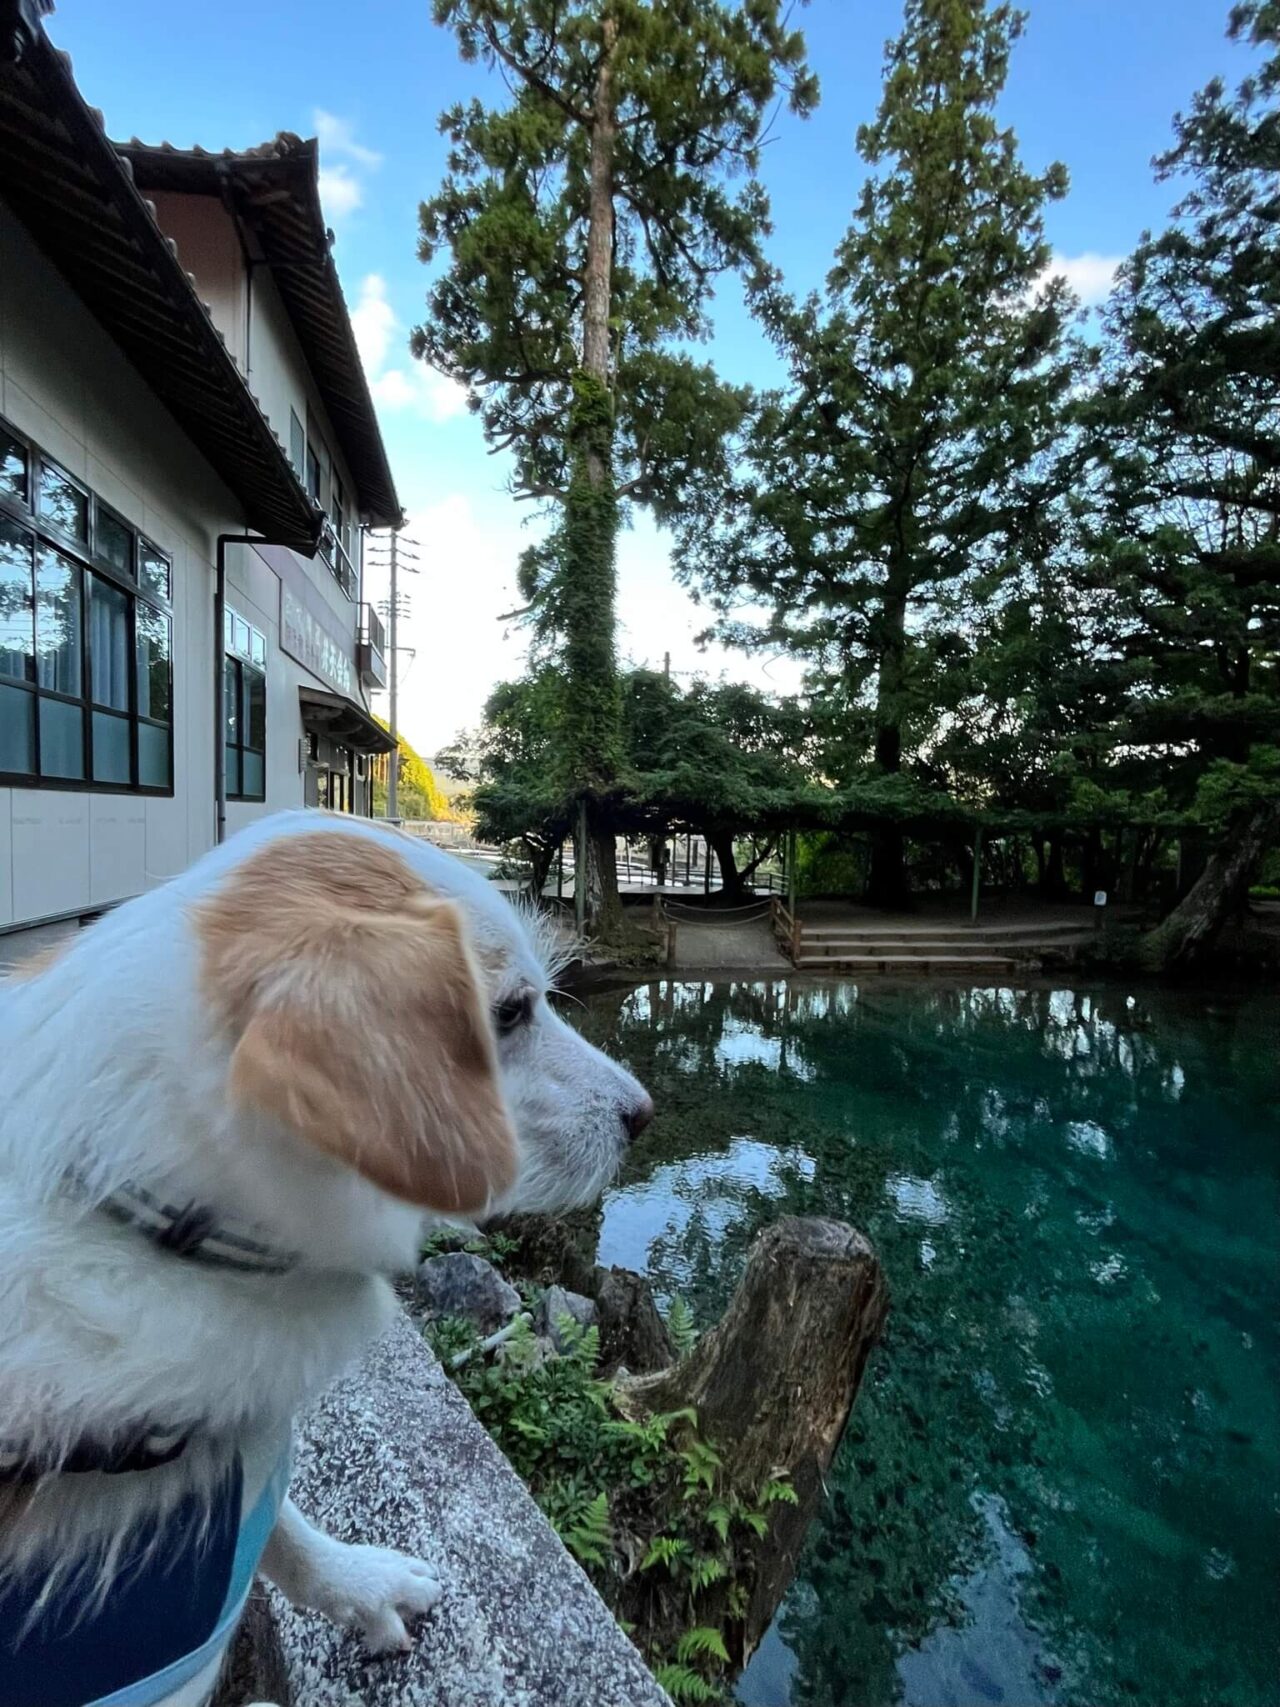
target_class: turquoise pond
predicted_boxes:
[571,980,1279,1707]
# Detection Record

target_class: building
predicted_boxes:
[0,0,398,947]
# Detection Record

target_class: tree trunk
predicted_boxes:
[867,574,912,910]
[710,830,748,902]
[1139,801,1279,970]
[619,1218,889,1665]
[563,14,625,935]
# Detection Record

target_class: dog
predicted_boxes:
[0,811,653,1707]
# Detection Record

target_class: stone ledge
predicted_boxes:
[225,1308,669,1707]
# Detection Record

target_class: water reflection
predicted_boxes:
[573,979,1280,1707]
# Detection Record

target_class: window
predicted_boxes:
[290,409,305,478]
[305,441,322,505]
[224,609,266,802]
[0,415,172,791]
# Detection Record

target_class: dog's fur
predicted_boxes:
[0,811,650,1683]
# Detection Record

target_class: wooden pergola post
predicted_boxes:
[787,825,798,919]
[970,823,983,924]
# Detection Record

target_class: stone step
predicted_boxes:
[792,953,1033,973]
[799,940,1048,958]
[796,921,1094,945]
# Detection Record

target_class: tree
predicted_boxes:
[415,0,816,932]
[1084,0,1279,963]
[466,669,575,898]
[372,725,451,819]
[677,0,1078,907]
[624,670,813,898]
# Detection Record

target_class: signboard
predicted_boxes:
[1093,890,1108,908]
[280,586,355,700]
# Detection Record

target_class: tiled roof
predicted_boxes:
[0,3,356,551]
[117,137,403,531]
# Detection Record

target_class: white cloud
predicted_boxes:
[313,108,382,169]
[318,165,363,220]
[373,364,469,423]
[1039,251,1124,307]
[351,273,397,374]
[351,273,467,420]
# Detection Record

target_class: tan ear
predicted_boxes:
[226,896,517,1214]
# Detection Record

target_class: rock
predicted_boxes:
[497,1331,558,1374]
[415,1253,520,1334]
[536,1285,598,1353]
[593,1266,674,1375]
[481,1207,603,1294]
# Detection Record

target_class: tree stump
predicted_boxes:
[620,1216,889,1660]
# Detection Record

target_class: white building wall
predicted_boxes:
[0,198,375,935]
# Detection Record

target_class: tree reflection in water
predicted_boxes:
[571,979,1279,1707]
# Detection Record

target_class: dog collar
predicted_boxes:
[94,1179,301,1276]
[0,1424,191,1484]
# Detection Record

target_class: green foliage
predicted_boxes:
[416,0,817,925]
[371,722,451,820]
[653,1663,724,1704]
[664,1295,698,1358]
[423,1268,795,1695]
[675,0,1079,906]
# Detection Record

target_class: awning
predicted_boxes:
[299,687,394,755]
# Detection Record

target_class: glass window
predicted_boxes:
[39,696,84,779]
[92,710,131,783]
[290,410,305,476]
[90,576,130,711]
[0,414,172,791]
[306,443,321,502]
[233,616,250,658]
[224,657,239,744]
[244,667,265,752]
[97,509,133,576]
[136,604,171,723]
[138,542,170,602]
[0,681,34,774]
[1,427,27,503]
[138,720,170,788]
[35,546,82,697]
[0,517,34,683]
[249,630,266,668]
[224,652,265,802]
[39,461,88,540]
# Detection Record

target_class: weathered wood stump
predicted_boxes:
[621,1216,889,1661]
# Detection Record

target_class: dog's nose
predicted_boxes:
[622,1094,655,1143]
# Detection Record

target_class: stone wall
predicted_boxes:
[218,1309,669,1707]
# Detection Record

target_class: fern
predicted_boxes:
[641,1534,692,1572]
[665,1295,698,1357]
[654,1663,722,1703]
[689,1555,728,1593]
[563,1490,612,1567]
[760,1476,799,1505]
[676,1626,731,1666]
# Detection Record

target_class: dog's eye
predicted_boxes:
[494,993,534,1036]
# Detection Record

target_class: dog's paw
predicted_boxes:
[310,1542,443,1655]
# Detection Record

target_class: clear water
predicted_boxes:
[572,980,1279,1707]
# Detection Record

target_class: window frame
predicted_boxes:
[0,413,174,796]
[224,609,267,804]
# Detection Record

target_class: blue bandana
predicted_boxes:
[1,1447,289,1707]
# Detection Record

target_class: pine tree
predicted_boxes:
[1086,1,1278,964]
[415,0,816,931]
[677,0,1078,907]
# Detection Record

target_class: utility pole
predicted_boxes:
[387,528,399,820]
[366,528,420,823]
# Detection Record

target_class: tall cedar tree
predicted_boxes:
[415,0,816,930]
[1085,1,1279,964]
[676,0,1077,907]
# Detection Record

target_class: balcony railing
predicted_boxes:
[319,519,358,601]
[358,602,388,690]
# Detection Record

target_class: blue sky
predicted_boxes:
[50,0,1248,756]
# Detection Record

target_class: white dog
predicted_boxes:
[0,812,652,1707]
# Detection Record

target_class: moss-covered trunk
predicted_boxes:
[1139,802,1279,970]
